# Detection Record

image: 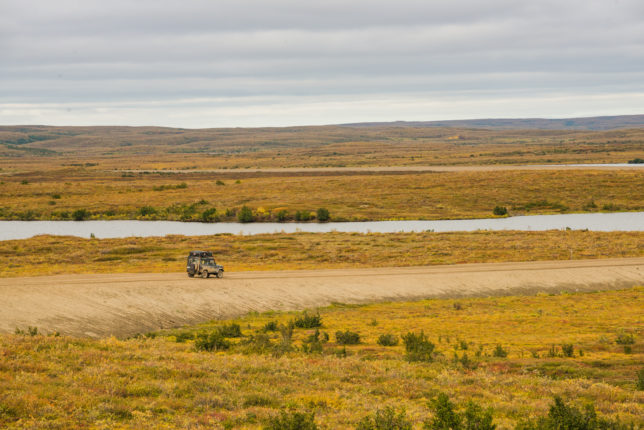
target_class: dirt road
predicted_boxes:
[2,258,643,338]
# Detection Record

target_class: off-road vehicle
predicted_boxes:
[187,251,224,278]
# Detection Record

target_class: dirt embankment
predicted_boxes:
[2,258,643,338]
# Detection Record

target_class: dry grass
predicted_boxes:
[1,288,642,428]
[1,230,642,277]
[1,169,642,221]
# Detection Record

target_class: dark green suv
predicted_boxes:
[187,251,224,278]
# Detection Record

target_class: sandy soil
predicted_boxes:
[2,258,643,338]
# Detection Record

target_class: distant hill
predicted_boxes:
[340,114,644,131]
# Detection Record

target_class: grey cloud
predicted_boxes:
[1,0,643,126]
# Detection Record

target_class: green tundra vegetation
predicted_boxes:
[1,288,642,428]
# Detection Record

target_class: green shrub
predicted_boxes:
[627,157,644,164]
[515,396,628,430]
[615,333,635,345]
[293,312,322,328]
[264,410,318,430]
[335,330,361,345]
[263,321,278,332]
[357,406,412,430]
[425,393,461,429]
[295,210,311,221]
[244,333,274,354]
[561,343,574,357]
[424,394,495,430]
[316,208,330,222]
[72,208,90,221]
[194,332,230,352]
[51,193,61,199]
[402,331,435,362]
[493,206,508,216]
[377,334,399,347]
[174,331,194,343]
[276,209,289,222]
[492,344,508,358]
[201,208,217,222]
[238,205,254,223]
[138,206,157,216]
[216,180,225,185]
[637,367,644,390]
[302,329,324,354]
[218,323,242,338]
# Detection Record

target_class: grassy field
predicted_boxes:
[1,169,643,221]
[1,124,643,168]
[1,230,642,277]
[1,288,642,429]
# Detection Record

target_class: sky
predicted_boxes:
[1,0,643,127]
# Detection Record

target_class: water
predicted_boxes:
[0,212,642,240]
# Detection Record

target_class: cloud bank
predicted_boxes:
[1,0,643,127]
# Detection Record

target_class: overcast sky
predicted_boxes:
[1,0,643,127]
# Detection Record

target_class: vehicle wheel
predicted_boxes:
[188,273,194,278]
[201,271,209,278]
[216,270,223,278]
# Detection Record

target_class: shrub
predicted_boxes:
[335,330,361,345]
[138,206,157,216]
[628,158,644,164]
[377,333,399,347]
[176,182,188,189]
[72,208,89,221]
[218,323,242,338]
[493,206,508,216]
[357,406,412,430]
[302,329,324,354]
[276,209,289,222]
[515,396,627,430]
[238,205,254,223]
[637,367,644,390]
[201,208,217,222]
[425,393,461,429]
[244,333,274,354]
[316,207,330,222]
[492,344,508,358]
[174,331,194,343]
[295,210,311,221]
[293,312,322,328]
[194,332,230,352]
[402,331,435,362]
[264,410,318,430]
[51,193,61,199]
[615,333,635,345]
[424,394,495,430]
[561,343,574,357]
[216,180,225,185]
[263,321,278,332]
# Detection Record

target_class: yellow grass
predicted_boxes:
[1,288,642,428]
[1,169,642,221]
[1,230,642,277]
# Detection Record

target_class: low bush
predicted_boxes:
[295,210,311,221]
[201,208,217,222]
[276,209,289,222]
[316,207,330,222]
[515,396,628,430]
[335,330,361,345]
[357,406,412,430]
[238,205,254,223]
[264,410,318,430]
[637,367,644,390]
[218,323,242,338]
[194,332,230,352]
[293,312,322,328]
[138,206,157,216]
[262,321,278,332]
[402,331,435,362]
[424,393,495,430]
[72,208,90,221]
[561,343,574,357]
[492,344,508,358]
[615,333,635,345]
[493,206,508,216]
[377,333,399,346]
